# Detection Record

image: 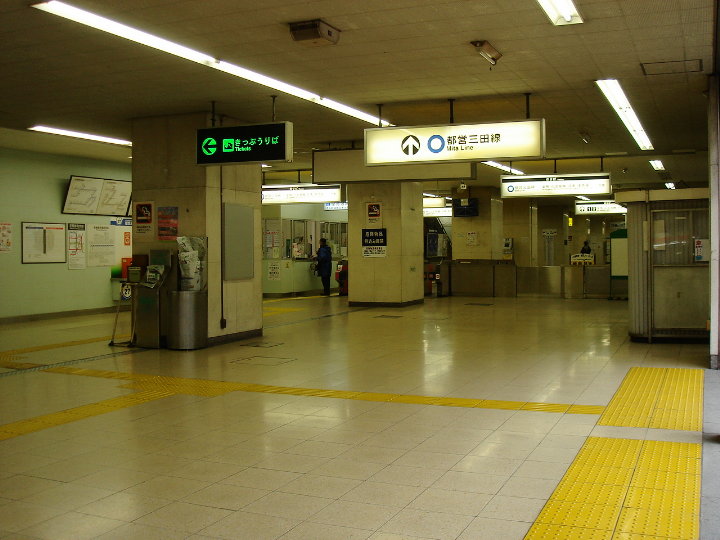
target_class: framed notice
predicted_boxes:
[62,176,132,216]
[22,222,66,263]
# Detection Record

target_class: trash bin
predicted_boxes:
[167,290,208,350]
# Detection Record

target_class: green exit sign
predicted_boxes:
[196,122,293,165]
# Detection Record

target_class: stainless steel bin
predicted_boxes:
[167,290,208,350]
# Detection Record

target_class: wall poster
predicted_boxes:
[0,222,12,252]
[67,223,87,270]
[87,224,115,267]
[133,201,155,240]
[22,222,66,263]
[157,206,179,241]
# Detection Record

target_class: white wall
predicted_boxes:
[0,147,131,318]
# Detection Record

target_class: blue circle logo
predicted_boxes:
[428,135,445,154]
[507,185,514,192]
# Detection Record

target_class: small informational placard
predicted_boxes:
[362,228,387,257]
[133,201,155,240]
[22,222,66,263]
[570,253,595,265]
[466,231,478,246]
[366,203,382,226]
[157,206,179,241]
[88,224,115,267]
[67,223,87,269]
[501,173,611,197]
[695,239,710,262]
[267,261,281,281]
[0,222,12,252]
[575,201,626,215]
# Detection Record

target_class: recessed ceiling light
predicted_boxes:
[29,125,132,145]
[535,0,583,25]
[665,182,676,189]
[595,79,654,151]
[649,160,665,171]
[32,1,391,127]
[482,161,524,175]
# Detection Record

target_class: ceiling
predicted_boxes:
[0,0,716,195]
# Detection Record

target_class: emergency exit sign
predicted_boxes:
[196,122,293,165]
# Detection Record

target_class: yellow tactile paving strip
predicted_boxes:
[1,335,128,356]
[0,365,605,440]
[525,437,701,540]
[599,367,704,431]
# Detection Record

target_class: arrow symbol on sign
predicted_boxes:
[202,137,217,156]
[401,135,420,156]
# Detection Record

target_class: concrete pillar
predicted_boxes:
[503,198,537,266]
[347,181,424,306]
[131,113,263,344]
[451,187,504,260]
[709,75,719,368]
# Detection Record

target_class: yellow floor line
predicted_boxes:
[525,437,701,539]
[2,335,131,356]
[599,367,703,431]
[0,366,607,440]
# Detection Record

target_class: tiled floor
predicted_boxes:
[0,295,715,539]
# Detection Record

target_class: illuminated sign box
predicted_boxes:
[197,122,293,165]
[501,173,611,197]
[365,119,545,166]
[575,201,627,214]
[262,184,340,204]
[324,202,348,211]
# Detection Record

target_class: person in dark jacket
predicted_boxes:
[580,240,592,254]
[316,238,332,295]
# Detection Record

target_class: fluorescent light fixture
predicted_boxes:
[29,125,132,146]
[31,1,391,127]
[665,182,676,189]
[482,161,524,175]
[536,0,583,25]
[423,197,446,208]
[595,79,654,150]
[576,195,590,201]
[649,160,665,171]
[423,192,441,197]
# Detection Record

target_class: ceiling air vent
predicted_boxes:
[289,19,340,46]
[641,59,703,76]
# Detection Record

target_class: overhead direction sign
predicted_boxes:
[501,173,611,197]
[365,120,545,166]
[575,200,627,214]
[196,122,293,165]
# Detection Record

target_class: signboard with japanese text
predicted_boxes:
[365,120,544,165]
[67,223,86,269]
[261,184,340,204]
[22,222,66,263]
[362,228,387,257]
[196,122,293,165]
[575,200,626,214]
[501,173,611,197]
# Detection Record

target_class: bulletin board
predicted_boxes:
[22,222,67,263]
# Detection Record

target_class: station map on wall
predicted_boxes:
[62,176,131,216]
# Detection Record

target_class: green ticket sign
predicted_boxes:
[196,122,293,165]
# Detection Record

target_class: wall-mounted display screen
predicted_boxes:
[452,198,479,217]
[62,175,131,216]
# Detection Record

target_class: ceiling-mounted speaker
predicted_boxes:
[289,19,341,46]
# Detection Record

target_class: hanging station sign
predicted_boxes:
[196,122,293,165]
[261,184,341,204]
[423,207,453,217]
[364,120,545,166]
[575,200,627,214]
[501,173,611,197]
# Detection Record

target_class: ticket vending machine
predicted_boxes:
[133,249,175,348]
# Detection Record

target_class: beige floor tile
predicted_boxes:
[409,487,492,516]
[20,511,125,540]
[341,481,424,507]
[134,501,232,533]
[123,475,210,500]
[457,516,532,540]
[0,476,63,500]
[285,440,351,458]
[310,458,386,480]
[222,467,299,490]
[96,522,184,540]
[0,501,64,532]
[279,521,373,540]
[199,511,299,540]
[77,491,171,521]
[278,473,361,499]
[392,450,463,470]
[469,441,535,460]
[253,452,329,473]
[498,476,560,499]
[340,445,406,465]
[71,468,155,491]
[164,459,244,482]
[512,460,570,480]
[369,465,445,487]
[478,494,546,522]
[311,429,373,446]
[431,470,509,495]
[380,507,474,540]
[21,483,113,511]
[183,483,269,510]
[310,500,401,530]
[452,455,523,476]
[244,491,333,520]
